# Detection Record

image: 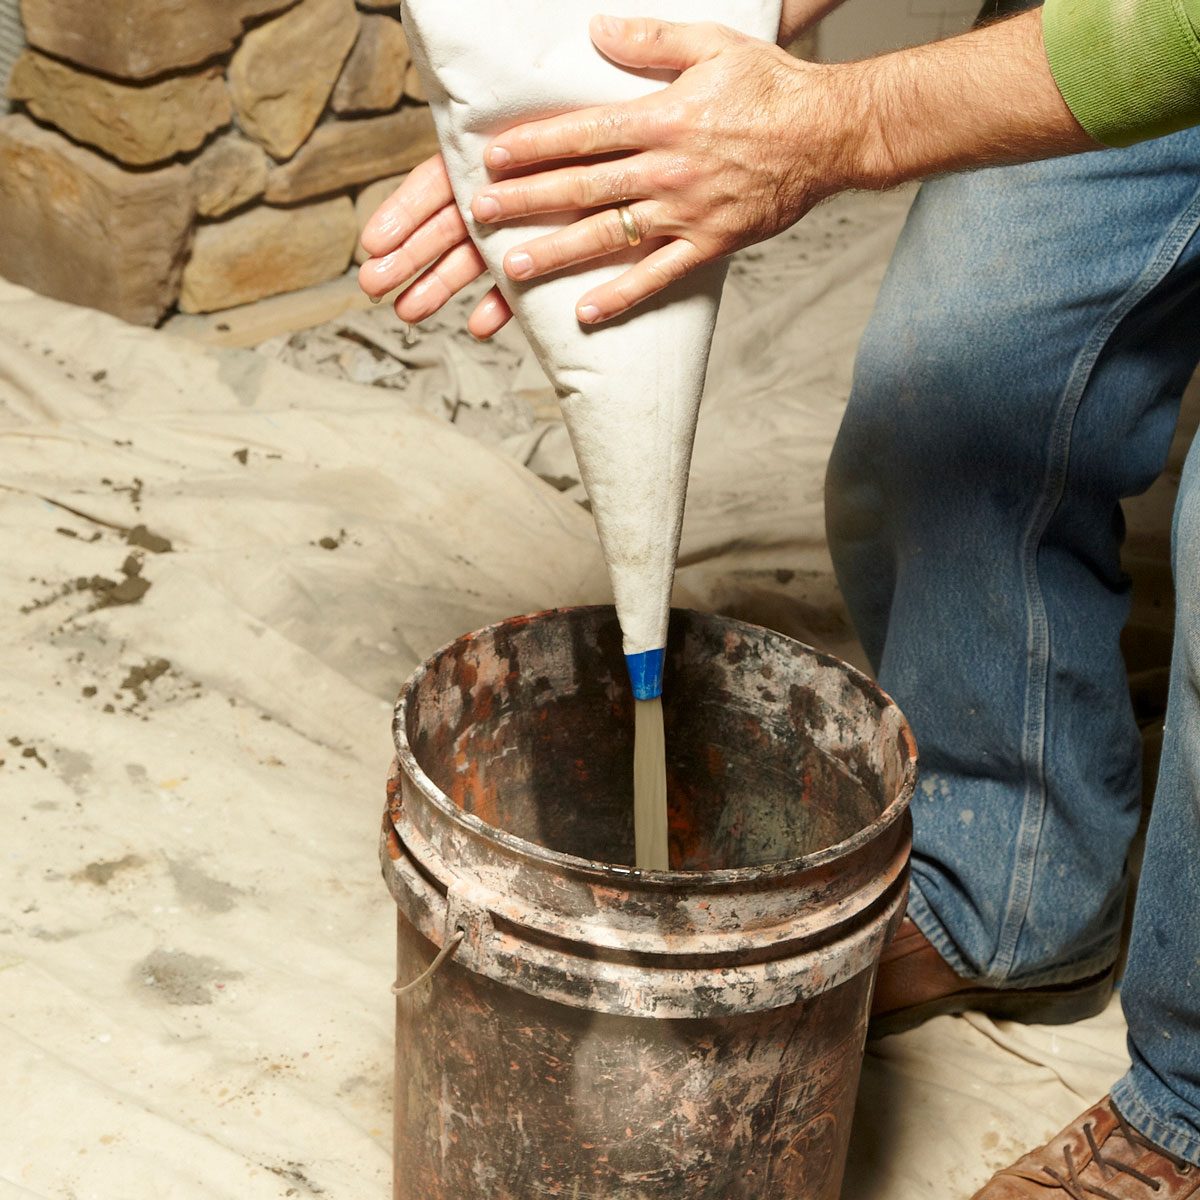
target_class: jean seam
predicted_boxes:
[1112,1078,1200,1169]
[910,877,1121,986]
[993,943,1119,990]
[992,183,1200,980]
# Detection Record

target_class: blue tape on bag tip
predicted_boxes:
[625,648,664,700]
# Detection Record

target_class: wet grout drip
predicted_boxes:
[633,696,670,871]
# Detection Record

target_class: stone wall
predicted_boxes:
[0,0,438,325]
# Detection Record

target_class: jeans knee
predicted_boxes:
[827,301,983,546]
[840,292,1018,462]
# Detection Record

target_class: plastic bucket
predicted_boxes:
[382,606,916,1199]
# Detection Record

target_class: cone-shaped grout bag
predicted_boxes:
[402,0,782,697]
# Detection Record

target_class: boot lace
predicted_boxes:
[1041,1102,1194,1200]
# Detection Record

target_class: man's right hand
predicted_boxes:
[357,154,514,339]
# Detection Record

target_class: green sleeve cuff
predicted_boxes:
[1043,0,1200,147]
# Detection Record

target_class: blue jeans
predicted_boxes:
[826,126,1200,1163]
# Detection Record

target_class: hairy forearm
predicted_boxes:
[844,9,1098,188]
[779,0,846,45]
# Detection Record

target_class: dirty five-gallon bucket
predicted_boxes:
[381,607,916,1200]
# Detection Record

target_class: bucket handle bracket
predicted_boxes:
[390,876,493,998]
[445,878,495,969]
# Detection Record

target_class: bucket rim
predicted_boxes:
[392,605,917,888]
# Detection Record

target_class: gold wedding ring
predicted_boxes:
[616,205,642,248]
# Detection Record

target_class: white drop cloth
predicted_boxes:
[0,187,1135,1200]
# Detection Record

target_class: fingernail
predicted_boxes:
[507,251,533,279]
[596,15,621,36]
[475,194,501,221]
[369,294,382,305]
[578,304,602,324]
[486,146,512,169]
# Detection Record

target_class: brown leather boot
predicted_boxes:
[870,918,1117,1038]
[970,1097,1199,1197]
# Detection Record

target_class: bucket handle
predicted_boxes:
[391,929,465,997]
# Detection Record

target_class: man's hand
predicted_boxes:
[358,6,843,336]
[359,8,1093,335]
[358,155,513,339]
[469,10,1093,325]
[357,17,861,336]
[469,16,862,325]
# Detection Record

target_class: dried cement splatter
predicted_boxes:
[55,748,93,786]
[20,745,47,768]
[315,529,347,551]
[124,524,172,554]
[20,553,152,615]
[168,859,241,914]
[119,658,171,702]
[134,949,242,1007]
[74,854,145,886]
[99,476,143,509]
[265,1162,325,1196]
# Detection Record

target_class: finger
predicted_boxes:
[359,202,470,299]
[502,202,662,281]
[474,159,648,224]
[359,154,454,259]
[394,240,491,324]
[484,102,651,171]
[467,287,514,340]
[589,15,732,71]
[576,239,705,324]
[480,19,734,170]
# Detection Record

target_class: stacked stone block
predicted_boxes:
[0,0,438,324]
